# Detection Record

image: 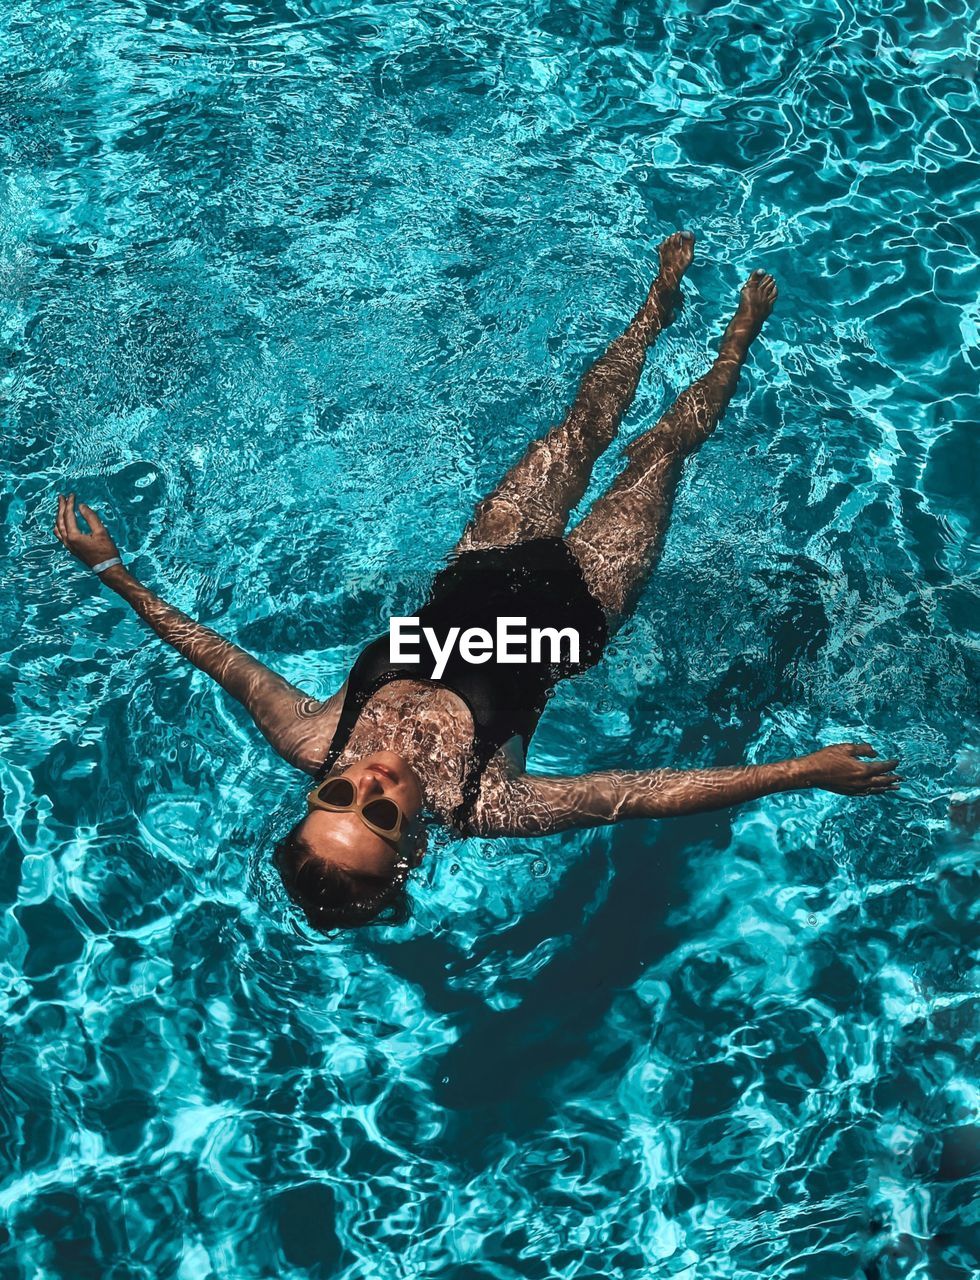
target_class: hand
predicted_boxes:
[54,492,122,571]
[801,742,902,796]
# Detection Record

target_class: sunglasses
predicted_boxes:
[306,776,408,848]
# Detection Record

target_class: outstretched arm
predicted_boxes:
[470,744,902,837]
[54,493,341,775]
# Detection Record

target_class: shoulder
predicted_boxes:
[282,681,349,776]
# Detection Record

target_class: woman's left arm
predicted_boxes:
[54,493,340,774]
[471,744,902,837]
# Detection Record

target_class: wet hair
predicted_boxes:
[272,820,422,932]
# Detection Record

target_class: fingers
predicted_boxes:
[54,493,74,544]
[64,491,80,539]
[77,502,105,533]
[866,758,900,776]
[54,491,93,545]
[849,742,877,757]
[861,752,902,795]
[863,773,903,795]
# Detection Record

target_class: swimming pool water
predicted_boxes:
[1,0,977,1275]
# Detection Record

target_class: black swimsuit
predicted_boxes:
[318,537,609,831]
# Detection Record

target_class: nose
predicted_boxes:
[357,772,386,799]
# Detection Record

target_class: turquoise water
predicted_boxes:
[1,0,978,1275]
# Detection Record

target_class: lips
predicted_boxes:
[367,762,398,784]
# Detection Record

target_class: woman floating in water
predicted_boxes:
[55,233,901,930]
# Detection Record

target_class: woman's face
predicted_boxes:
[295,751,424,878]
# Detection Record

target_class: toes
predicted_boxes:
[745,268,776,290]
[658,231,696,268]
[740,269,778,308]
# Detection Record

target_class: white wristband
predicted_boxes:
[92,557,122,575]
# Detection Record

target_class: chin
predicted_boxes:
[369,750,409,768]
[360,753,421,806]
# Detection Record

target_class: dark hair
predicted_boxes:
[272,821,418,932]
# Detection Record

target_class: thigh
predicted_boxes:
[564,358,740,619]
[454,415,598,554]
[565,440,683,621]
[455,304,664,554]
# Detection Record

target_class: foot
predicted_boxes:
[643,230,696,328]
[718,269,777,360]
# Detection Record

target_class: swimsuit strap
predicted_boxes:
[316,664,395,780]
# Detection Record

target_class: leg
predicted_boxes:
[567,270,778,619]
[454,232,696,553]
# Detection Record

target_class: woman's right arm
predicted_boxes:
[54,493,342,774]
